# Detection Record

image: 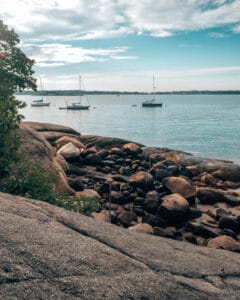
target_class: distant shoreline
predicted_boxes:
[16,90,240,96]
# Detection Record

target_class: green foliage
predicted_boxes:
[0,160,59,204]
[60,195,101,216]
[0,20,37,178]
[0,158,100,216]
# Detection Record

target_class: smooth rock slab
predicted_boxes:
[1,192,240,299]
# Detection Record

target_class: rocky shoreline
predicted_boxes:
[21,121,240,253]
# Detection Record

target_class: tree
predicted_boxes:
[0,20,37,178]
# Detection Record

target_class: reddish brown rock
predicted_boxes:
[123,143,142,156]
[75,189,101,199]
[162,176,196,200]
[207,235,240,252]
[91,210,110,222]
[55,136,85,150]
[128,171,154,190]
[128,223,153,235]
[158,193,189,221]
[57,142,82,159]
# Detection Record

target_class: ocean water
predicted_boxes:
[17,94,240,164]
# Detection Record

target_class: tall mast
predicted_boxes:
[79,75,82,104]
[152,75,155,101]
[39,77,43,100]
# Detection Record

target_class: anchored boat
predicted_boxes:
[59,75,90,110]
[142,75,162,107]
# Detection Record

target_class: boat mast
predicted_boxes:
[152,75,155,101]
[79,75,82,104]
[39,77,43,100]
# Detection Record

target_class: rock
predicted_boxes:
[68,177,85,191]
[187,220,221,238]
[187,207,202,220]
[212,165,240,182]
[39,131,74,141]
[110,147,123,156]
[216,208,232,220]
[182,232,197,244]
[75,189,101,199]
[55,136,85,150]
[110,191,128,205]
[142,214,166,227]
[84,153,102,165]
[97,148,109,158]
[91,210,110,222]
[111,174,128,183]
[57,142,82,159]
[153,227,176,238]
[224,194,240,206]
[207,235,240,252]
[118,211,137,227]
[218,216,240,234]
[162,176,196,200]
[123,143,142,156]
[197,188,225,204]
[1,192,240,298]
[200,173,218,186]
[128,223,153,235]
[144,190,160,213]
[56,154,69,172]
[119,166,134,176]
[158,193,189,222]
[23,121,80,135]
[128,171,154,190]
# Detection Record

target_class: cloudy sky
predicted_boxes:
[1,0,240,91]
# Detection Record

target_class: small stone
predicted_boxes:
[197,188,225,204]
[76,189,101,199]
[123,143,142,156]
[207,235,240,252]
[118,211,137,227]
[128,223,153,235]
[91,210,110,223]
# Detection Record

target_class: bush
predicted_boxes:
[0,160,59,204]
[0,159,100,216]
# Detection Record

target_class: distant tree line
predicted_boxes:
[16,90,240,96]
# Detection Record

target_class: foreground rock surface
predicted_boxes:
[1,192,240,299]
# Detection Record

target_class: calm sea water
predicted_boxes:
[17,94,240,164]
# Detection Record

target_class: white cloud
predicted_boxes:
[21,43,135,67]
[233,24,240,32]
[38,66,240,91]
[1,0,240,41]
[208,32,228,37]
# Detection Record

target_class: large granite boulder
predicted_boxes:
[1,192,240,299]
[162,176,196,200]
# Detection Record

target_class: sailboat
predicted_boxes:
[59,75,90,110]
[31,78,50,107]
[142,75,162,107]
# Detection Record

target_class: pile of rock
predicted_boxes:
[23,122,240,253]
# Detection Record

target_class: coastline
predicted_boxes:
[19,121,240,253]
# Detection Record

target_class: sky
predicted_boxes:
[1,0,240,91]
